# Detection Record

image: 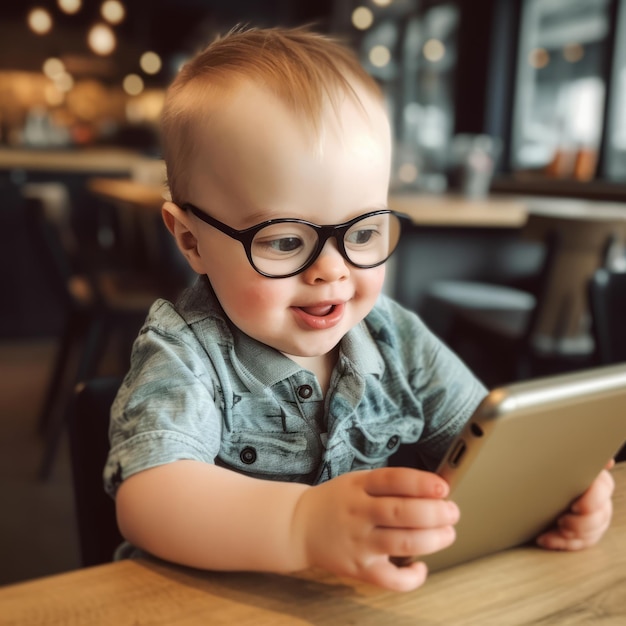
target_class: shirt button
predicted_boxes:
[240,446,257,464]
[297,385,313,399]
[386,435,399,450]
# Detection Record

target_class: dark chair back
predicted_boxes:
[588,268,626,365]
[588,267,626,462]
[68,377,124,566]
[25,185,188,480]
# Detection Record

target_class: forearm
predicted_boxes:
[115,460,310,573]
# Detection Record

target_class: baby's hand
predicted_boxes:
[536,461,615,551]
[292,467,459,592]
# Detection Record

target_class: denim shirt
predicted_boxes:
[104,276,486,496]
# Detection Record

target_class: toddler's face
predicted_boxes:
[185,80,392,362]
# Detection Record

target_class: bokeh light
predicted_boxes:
[28,8,53,35]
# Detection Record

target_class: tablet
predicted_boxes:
[421,363,626,572]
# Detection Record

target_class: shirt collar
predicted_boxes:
[179,276,385,388]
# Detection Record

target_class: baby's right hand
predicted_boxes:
[291,467,459,592]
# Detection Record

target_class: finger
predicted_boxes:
[537,501,612,551]
[361,558,429,592]
[372,524,456,557]
[536,529,604,551]
[571,470,615,515]
[537,530,601,552]
[364,467,450,499]
[557,503,612,539]
[368,496,460,529]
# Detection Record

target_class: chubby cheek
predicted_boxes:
[194,237,282,327]
[209,268,291,331]
[357,266,386,306]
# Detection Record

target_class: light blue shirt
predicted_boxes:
[104,276,486,496]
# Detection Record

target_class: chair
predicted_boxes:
[68,377,124,566]
[588,267,626,463]
[24,189,191,479]
[588,267,626,365]
[419,211,626,386]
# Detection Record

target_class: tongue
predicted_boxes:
[300,304,334,317]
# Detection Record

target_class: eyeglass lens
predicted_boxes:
[250,212,401,277]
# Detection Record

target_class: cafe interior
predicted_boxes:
[1,0,626,607]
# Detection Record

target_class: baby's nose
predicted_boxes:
[302,238,349,283]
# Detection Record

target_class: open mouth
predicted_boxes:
[298,304,336,317]
[292,302,345,329]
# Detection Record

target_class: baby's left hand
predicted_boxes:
[536,460,615,551]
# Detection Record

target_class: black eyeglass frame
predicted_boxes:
[182,202,406,278]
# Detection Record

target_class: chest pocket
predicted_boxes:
[343,400,424,468]
[218,430,319,481]
[347,418,425,470]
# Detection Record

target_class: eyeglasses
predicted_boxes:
[183,202,405,278]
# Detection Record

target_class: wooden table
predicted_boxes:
[87,177,529,228]
[390,193,626,228]
[87,176,170,212]
[2,463,625,625]
[0,147,153,175]
[86,176,172,267]
[86,176,626,230]
[389,192,528,228]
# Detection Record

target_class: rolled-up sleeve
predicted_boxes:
[104,301,223,497]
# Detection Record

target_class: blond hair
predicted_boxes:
[160,26,382,204]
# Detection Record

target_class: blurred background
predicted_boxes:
[2,0,626,189]
[1,0,626,587]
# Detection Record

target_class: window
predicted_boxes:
[397,4,458,190]
[511,0,611,180]
[345,1,459,191]
[604,0,626,180]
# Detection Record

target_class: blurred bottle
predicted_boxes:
[448,134,501,198]
[573,145,598,181]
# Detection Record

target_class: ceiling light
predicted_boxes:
[123,74,144,96]
[423,39,445,62]
[28,8,53,35]
[88,23,117,55]
[101,0,126,25]
[352,7,374,30]
[369,45,391,68]
[58,0,82,14]
[43,57,66,79]
[140,51,162,75]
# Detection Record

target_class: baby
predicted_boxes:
[105,26,614,592]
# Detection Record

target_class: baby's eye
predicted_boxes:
[268,237,303,252]
[254,235,305,256]
[346,228,378,246]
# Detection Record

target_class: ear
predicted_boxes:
[161,201,205,274]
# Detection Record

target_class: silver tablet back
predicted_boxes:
[424,363,626,572]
